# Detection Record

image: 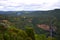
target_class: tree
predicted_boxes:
[25,27,35,40]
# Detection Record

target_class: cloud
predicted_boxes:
[0,0,60,11]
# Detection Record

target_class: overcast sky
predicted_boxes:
[0,0,60,11]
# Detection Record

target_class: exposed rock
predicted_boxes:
[37,24,56,31]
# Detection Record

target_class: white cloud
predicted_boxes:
[0,0,60,11]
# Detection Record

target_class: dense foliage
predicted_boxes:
[0,9,60,40]
[0,23,56,40]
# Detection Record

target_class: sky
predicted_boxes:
[0,0,60,11]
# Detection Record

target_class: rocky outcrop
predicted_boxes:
[37,24,56,31]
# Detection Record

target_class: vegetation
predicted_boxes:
[0,9,60,40]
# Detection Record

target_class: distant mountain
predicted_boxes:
[0,9,60,19]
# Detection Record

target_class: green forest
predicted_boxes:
[0,9,60,40]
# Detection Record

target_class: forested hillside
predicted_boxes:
[0,9,60,40]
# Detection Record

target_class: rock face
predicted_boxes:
[37,24,56,31]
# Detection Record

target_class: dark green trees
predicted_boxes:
[25,27,35,40]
